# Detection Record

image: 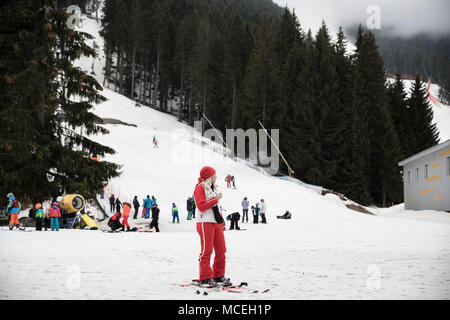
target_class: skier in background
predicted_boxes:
[6,193,21,230]
[226,212,241,230]
[251,203,260,224]
[109,194,115,213]
[172,203,180,223]
[187,196,193,220]
[150,204,160,232]
[153,139,159,148]
[231,176,236,189]
[115,198,122,213]
[192,196,196,218]
[151,196,157,207]
[49,202,61,231]
[108,212,122,231]
[121,202,131,231]
[144,195,152,219]
[43,206,50,231]
[142,198,146,218]
[225,175,231,188]
[34,203,43,231]
[133,196,140,219]
[241,197,249,223]
[194,166,231,288]
[260,199,267,224]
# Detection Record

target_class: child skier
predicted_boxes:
[252,203,260,224]
[49,202,61,231]
[193,166,231,288]
[34,203,43,231]
[6,193,21,230]
[172,203,179,223]
[122,202,131,231]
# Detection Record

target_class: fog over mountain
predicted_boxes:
[273,0,450,37]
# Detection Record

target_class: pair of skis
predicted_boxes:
[172,280,270,294]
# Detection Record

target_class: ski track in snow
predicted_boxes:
[1,14,450,300]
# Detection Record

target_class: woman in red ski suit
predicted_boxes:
[193,166,230,287]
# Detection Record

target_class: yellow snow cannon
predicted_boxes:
[59,194,86,214]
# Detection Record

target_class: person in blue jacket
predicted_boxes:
[144,195,153,219]
[172,203,179,223]
[6,192,21,230]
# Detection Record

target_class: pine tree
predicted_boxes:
[0,1,120,202]
[241,15,280,131]
[408,74,440,153]
[354,27,402,205]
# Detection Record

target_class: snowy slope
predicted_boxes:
[1,13,450,300]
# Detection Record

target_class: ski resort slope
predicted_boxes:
[1,15,450,300]
[2,80,450,300]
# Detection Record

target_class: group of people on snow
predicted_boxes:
[225,175,236,189]
[3,193,63,231]
[241,197,267,224]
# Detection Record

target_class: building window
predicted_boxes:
[447,157,450,176]
[425,164,429,178]
[407,171,411,184]
[415,168,419,180]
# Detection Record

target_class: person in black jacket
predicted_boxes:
[187,197,193,220]
[133,196,140,219]
[150,204,160,232]
[226,212,241,230]
[109,194,115,213]
[115,198,122,213]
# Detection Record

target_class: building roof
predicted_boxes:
[398,139,450,167]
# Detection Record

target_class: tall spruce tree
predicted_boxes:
[354,27,402,206]
[408,74,440,153]
[0,0,120,203]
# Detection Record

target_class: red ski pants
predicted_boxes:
[196,222,226,281]
[122,216,129,228]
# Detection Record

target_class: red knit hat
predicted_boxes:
[198,166,216,183]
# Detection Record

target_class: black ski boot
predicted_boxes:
[199,278,218,288]
[213,276,232,287]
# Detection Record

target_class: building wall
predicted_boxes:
[403,146,450,211]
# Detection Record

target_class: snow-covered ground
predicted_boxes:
[1,14,450,300]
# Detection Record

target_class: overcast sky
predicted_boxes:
[272,0,450,37]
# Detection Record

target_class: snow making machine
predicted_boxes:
[58,194,98,230]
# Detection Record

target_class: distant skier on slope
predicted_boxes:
[133,196,140,219]
[226,212,240,230]
[225,175,231,188]
[121,202,131,231]
[241,197,249,223]
[260,199,267,224]
[109,194,115,213]
[193,166,231,288]
[115,198,122,213]
[150,204,160,232]
[172,203,180,223]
